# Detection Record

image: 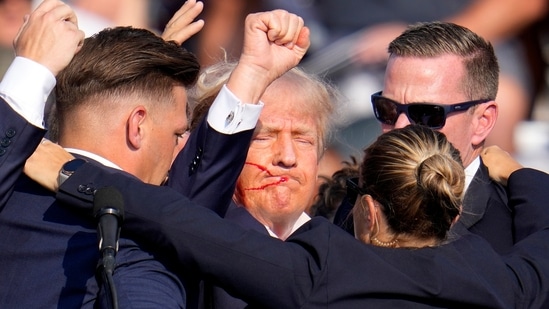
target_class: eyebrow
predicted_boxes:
[381,94,477,106]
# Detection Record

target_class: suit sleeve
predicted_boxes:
[0,99,45,209]
[57,165,549,308]
[166,114,253,216]
[57,163,313,307]
[507,168,549,241]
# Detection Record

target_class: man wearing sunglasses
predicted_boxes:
[364,21,510,253]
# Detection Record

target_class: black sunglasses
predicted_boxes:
[346,177,364,204]
[371,91,491,129]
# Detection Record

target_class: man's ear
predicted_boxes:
[127,106,147,150]
[471,101,498,146]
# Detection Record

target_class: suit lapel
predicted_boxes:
[449,162,492,238]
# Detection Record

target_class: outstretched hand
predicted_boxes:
[14,0,85,76]
[481,145,523,186]
[161,0,205,45]
[24,139,74,192]
[227,10,310,104]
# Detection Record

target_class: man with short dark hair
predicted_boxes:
[0,3,310,309]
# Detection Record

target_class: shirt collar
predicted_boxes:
[265,212,311,239]
[464,156,480,192]
[64,148,122,170]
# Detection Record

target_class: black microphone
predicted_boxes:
[93,186,125,274]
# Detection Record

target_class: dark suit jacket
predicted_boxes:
[0,99,45,207]
[0,110,253,308]
[202,203,269,309]
[111,114,254,309]
[58,165,549,308]
[449,160,512,253]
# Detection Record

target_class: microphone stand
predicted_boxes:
[94,187,125,309]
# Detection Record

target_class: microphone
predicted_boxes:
[93,186,125,274]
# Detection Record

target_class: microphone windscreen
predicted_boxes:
[93,186,125,220]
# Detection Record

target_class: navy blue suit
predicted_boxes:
[0,99,45,207]
[58,164,549,308]
[201,203,269,309]
[108,116,253,309]
[0,103,253,309]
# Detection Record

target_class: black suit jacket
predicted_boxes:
[0,108,253,308]
[449,160,512,253]
[58,165,549,308]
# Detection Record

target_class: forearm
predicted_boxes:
[168,115,253,216]
[447,0,548,42]
[56,163,309,308]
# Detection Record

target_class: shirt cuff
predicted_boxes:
[0,57,56,128]
[207,85,263,134]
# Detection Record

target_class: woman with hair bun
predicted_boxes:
[352,124,464,248]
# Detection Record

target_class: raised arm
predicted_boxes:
[166,9,310,215]
[0,0,83,207]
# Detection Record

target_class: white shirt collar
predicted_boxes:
[265,212,311,239]
[464,156,480,192]
[64,148,122,170]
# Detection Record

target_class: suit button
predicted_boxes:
[5,128,16,138]
[0,148,6,156]
[0,138,11,147]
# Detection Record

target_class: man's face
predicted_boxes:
[142,86,189,185]
[235,82,320,234]
[381,54,479,166]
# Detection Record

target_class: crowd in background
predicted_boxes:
[2,1,549,308]
[1,1,548,174]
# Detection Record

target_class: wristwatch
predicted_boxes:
[58,158,87,187]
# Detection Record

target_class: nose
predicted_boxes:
[273,135,297,168]
[393,112,411,129]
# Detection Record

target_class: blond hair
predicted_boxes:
[360,125,464,240]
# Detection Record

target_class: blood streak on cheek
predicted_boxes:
[245,162,273,176]
[243,162,288,191]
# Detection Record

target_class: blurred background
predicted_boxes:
[3,0,548,173]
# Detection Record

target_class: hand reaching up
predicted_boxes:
[14,0,85,76]
[481,145,523,186]
[161,0,205,45]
